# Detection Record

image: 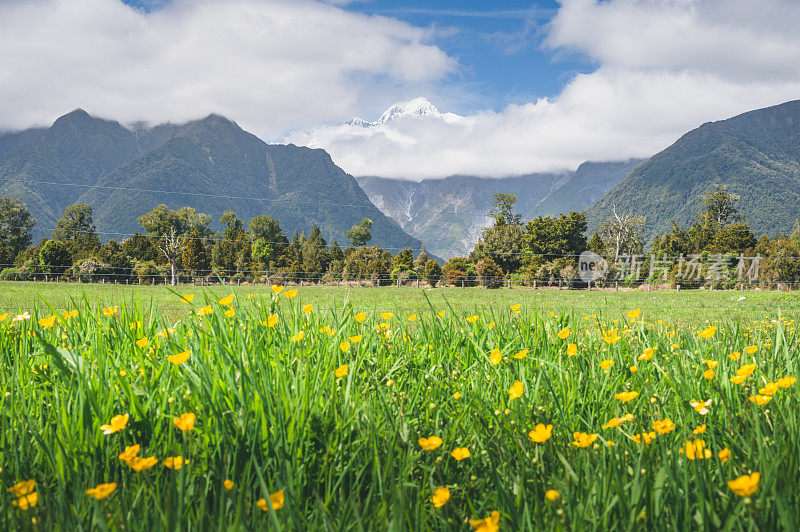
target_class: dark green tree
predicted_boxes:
[0,197,35,265]
[51,204,101,260]
[39,240,72,275]
[346,218,373,247]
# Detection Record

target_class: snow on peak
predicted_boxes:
[377,97,441,124]
[347,97,455,128]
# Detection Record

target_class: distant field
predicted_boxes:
[2,281,799,324]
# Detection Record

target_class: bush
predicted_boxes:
[133,261,160,285]
[445,268,466,287]
[72,258,111,283]
[476,258,504,288]
[423,260,442,287]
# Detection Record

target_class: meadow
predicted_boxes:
[1,284,799,529]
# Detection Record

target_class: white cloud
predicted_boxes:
[0,0,454,136]
[293,0,800,178]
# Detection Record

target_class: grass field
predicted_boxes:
[1,284,799,529]
[2,281,800,324]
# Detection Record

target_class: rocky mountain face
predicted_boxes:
[357,160,639,259]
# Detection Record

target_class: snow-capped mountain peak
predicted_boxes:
[347,97,458,128]
[377,97,441,124]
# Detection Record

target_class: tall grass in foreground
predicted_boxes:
[0,290,798,530]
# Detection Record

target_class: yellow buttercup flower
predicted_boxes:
[489,348,502,365]
[263,314,278,328]
[173,412,196,432]
[348,334,363,343]
[283,289,298,300]
[354,312,367,322]
[100,414,129,435]
[218,294,234,306]
[127,456,158,472]
[164,456,186,470]
[681,439,712,460]
[556,327,570,340]
[718,448,731,462]
[180,293,194,303]
[728,351,741,361]
[600,359,614,370]
[759,382,778,396]
[729,375,746,385]
[431,487,450,508]
[339,341,350,353]
[566,343,577,356]
[744,345,758,355]
[602,329,621,344]
[638,347,654,361]
[136,337,149,348]
[196,305,213,316]
[334,364,348,378]
[728,472,760,497]
[85,482,117,500]
[469,510,500,532]
[102,306,118,317]
[256,489,285,511]
[509,304,521,311]
[697,326,716,339]
[380,312,394,320]
[545,489,560,502]
[693,424,706,434]
[12,492,38,510]
[703,368,715,380]
[776,376,796,388]
[572,432,598,448]
[37,315,57,328]
[528,423,553,443]
[652,419,675,434]
[224,308,235,318]
[418,436,443,450]
[737,364,756,377]
[451,447,470,460]
[302,304,313,314]
[8,479,35,497]
[614,391,638,402]
[749,394,771,406]
[167,350,191,365]
[632,432,656,445]
[626,308,641,321]
[689,399,712,415]
[437,310,446,318]
[602,414,634,429]
[119,444,140,461]
[271,284,284,294]
[290,331,305,342]
[508,380,524,400]
[513,348,528,359]
[224,479,234,491]
[407,314,417,322]
[466,314,479,324]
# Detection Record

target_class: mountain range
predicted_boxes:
[2,98,799,261]
[0,110,427,254]
[587,99,800,241]
[357,159,641,258]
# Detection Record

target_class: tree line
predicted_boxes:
[0,185,798,288]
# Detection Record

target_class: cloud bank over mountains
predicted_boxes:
[3,0,800,178]
[293,0,800,178]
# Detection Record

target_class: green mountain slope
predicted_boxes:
[587,100,800,241]
[0,111,426,254]
[536,159,643,217]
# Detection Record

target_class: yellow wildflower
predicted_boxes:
[283,289,298,300]
[167,350,190,365]
[469,510,500,532]
[431,487,450,508]
[567,343,577,356]
[614,391,638,402]
[557,327,570,339]
[513,348,528,359]
[37,315,57,328]
[528,423,553,443]
[164,456,186,470]
[451,447,470,460]
[334,364,348,378]
[489,348,502,365]
[508,380,524,400]
[572,432,598,448]
[85,482,116,500]
[418,436,443,450]
[728,473,760,497]
[697,326,716,339]
[173,412,196,432]
[100,414,129,435]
